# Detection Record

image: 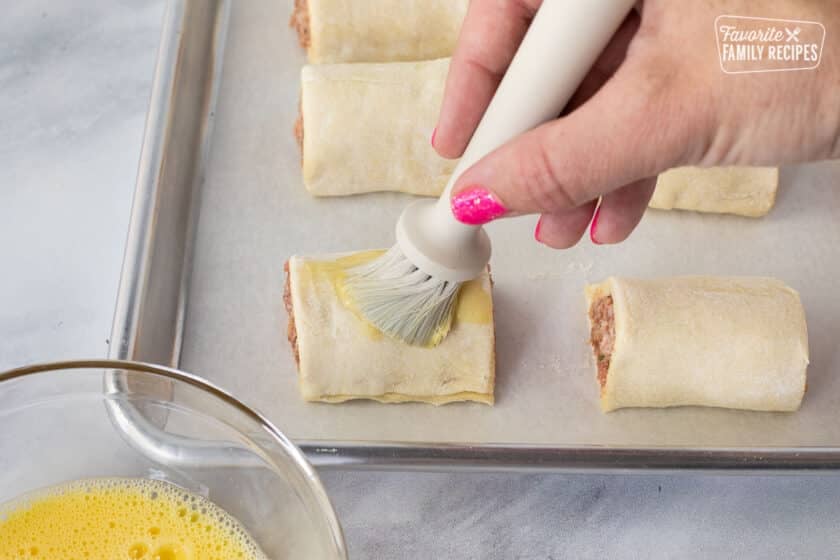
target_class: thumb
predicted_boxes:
[449,60,710,223]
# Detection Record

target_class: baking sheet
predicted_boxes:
[180,1,840,455]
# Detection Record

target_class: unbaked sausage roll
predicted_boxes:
[291,0,468,63]
[297,58,455,197]
[649,166,778,217]
[284,251,495,405]
[586,276,808,412]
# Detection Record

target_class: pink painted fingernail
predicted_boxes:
[431,127,437,147]
[590,206,602,245]
[534,217,544,243]
[451,187,507,225]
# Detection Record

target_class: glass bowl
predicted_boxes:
[0,360,346,559]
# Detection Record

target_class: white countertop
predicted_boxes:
[2,2,838,558]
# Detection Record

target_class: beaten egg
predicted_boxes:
[0,478,267,560]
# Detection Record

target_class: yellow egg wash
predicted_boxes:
[300,250,386,342]
[0,479,267,560]
[453,277,492,325]
[301,250,491,347]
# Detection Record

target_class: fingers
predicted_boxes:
[437,4,639,159]
[534,200,598,249]
[533,178,655,249]
[433,0,541,159]
[449,54,706,222]
[589,177,656,245]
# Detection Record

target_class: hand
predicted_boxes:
[435,0,840,247]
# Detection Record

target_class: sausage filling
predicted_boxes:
[589,295,615,389]
[283,261,300,367]
[289,0,310,50]
[294,101,304,156]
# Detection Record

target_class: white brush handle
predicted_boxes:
[397,0,636,282]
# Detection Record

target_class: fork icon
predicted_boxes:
[785,27,802,42]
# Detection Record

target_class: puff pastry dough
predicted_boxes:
[299,58,456,197]
[292,0,468,63]
[284,251,495,405]
[586,276,808,413]
[650,166,778,217]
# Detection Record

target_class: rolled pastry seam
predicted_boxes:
[291,0,468,63]
[299,58,456,197]
[284,251,495,405]
[585,276,808,412]
[650,166,778,217]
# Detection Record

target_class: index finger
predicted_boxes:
[433,0,542,159]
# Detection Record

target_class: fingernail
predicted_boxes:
[431,127,437,147]
[534,217,544,243]
[451,186,507,225]
[590,206,602,245]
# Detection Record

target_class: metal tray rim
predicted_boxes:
[297,440,840,472]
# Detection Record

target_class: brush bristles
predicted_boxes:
[345,246,461,347]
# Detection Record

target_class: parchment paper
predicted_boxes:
[181,1,840,449]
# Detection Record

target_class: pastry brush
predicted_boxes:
[347,0,636,346]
